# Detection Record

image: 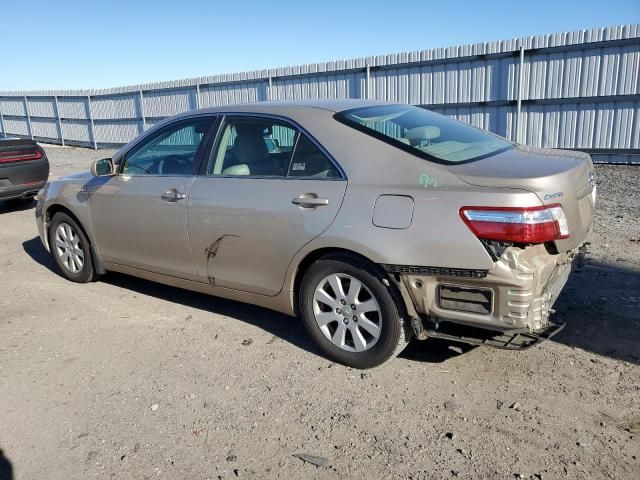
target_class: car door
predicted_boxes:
[89,116,216,280]
[188,114,347,296]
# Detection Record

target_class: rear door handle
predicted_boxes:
[292,194,329,208]
[161,190,186,202]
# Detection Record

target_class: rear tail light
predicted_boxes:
[0,149,43,164]
[460,204,569,243]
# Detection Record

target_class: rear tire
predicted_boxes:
[48,212,95,283]
[299,253,410,369]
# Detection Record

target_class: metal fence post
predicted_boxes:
[87,95,97,149]
[195,82,201,109]
[54,95,65,146]
[267,76,273,101]
[24,96,34,140]
[365,64,371,100]
[139,89,146,131]
[515,45,525,143]
[0,99,6,136]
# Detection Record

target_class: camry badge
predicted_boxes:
[543,191,564,200]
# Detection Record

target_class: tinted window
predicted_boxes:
[122,119,212,175]
[288,135,340,178]
[335,105,513,164]
[208,117,297,176]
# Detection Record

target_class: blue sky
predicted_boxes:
[2,0,638,91]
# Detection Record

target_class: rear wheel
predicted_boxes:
[299,254,410,369]
[49,212,95,283]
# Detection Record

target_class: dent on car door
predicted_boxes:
[89,117,216,280]
[188,115,347,296]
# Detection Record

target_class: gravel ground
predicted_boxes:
[0,146,638,480]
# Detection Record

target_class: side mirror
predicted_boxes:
[91,158,115,177]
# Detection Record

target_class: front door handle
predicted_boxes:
[161,190,186,202]
[292,194,329,208]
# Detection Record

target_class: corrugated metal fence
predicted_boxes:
[1,24,639,164]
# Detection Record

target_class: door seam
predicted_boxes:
[184,176,199,277]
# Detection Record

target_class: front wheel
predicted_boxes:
[299,254,410,369]
[48,212,96,283]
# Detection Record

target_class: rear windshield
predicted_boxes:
[335,104,513,164]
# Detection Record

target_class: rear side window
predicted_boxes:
[335,104,513,164]
[288,135,340,178]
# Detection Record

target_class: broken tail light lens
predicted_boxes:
[0,149,43,164]
[460,204,569,243]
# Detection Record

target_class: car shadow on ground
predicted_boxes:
[100,271,465,364]
[0,198,34,214]
[552,259,640,364]
[22,237,58,275]
[22,236,640,364]
[0,448,13,480]
[399,338,476,363]
[21,236,463,365]
[25,238,637,365]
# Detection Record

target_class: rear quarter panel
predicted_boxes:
[285,113,543,271]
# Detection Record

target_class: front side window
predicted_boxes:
[207,116,341,178]
[122,118,212,175]
[335,105,513,164]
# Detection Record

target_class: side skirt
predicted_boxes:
[102,262,295,316]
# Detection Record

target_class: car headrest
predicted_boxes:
[234,130,269,164]
[222,164,250,176]
[404,126,441,142]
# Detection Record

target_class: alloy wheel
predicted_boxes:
[312,273,382,352]
[54,222,84,273]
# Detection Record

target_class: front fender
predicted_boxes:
[37,176,104,272]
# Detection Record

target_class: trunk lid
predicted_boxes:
[449,145,595,251]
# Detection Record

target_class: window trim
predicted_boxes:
[116,115,218,177]
[201,112,347,181]
[333,105,514,166]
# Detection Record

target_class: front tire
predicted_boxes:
[49,212,95,283]
[299,254,410,369]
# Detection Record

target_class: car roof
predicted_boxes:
[190,99,391,116]
[113,99,400,162]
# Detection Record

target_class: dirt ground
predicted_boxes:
[0,146,638,480]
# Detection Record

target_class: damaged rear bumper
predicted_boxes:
[410,317,566,350]
[385,243,586,347]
